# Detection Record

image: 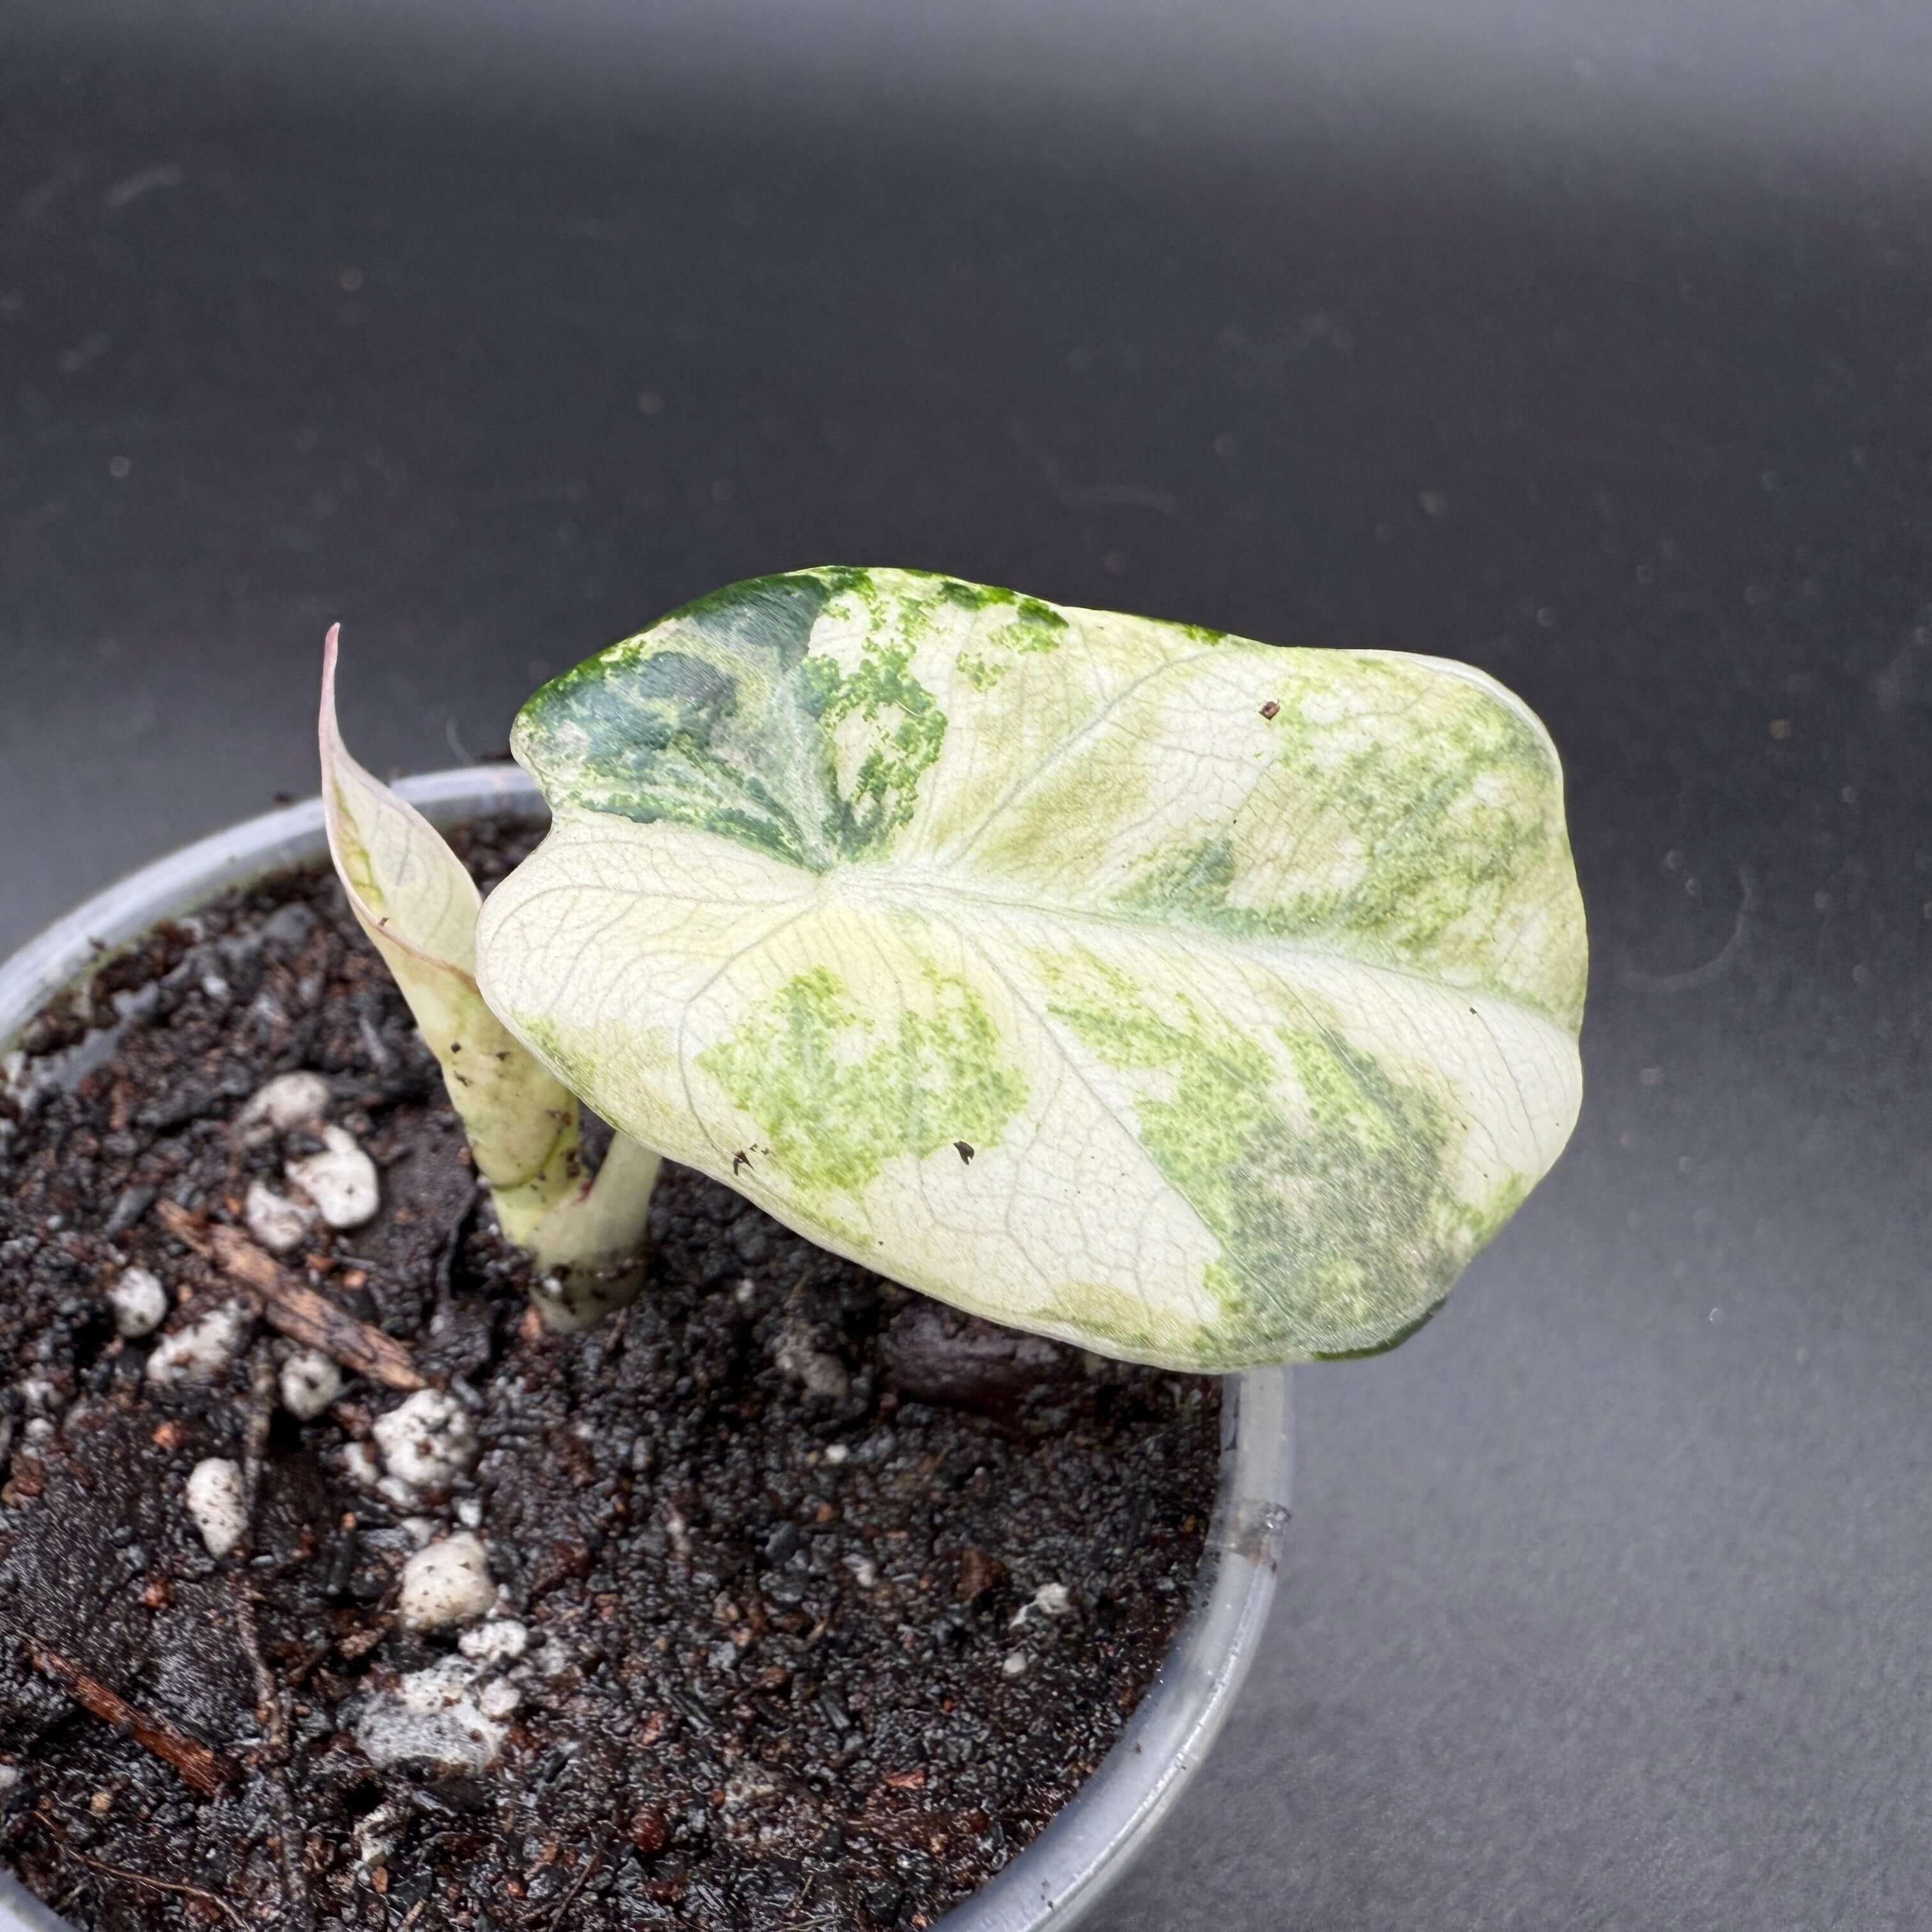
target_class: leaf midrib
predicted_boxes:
[530,813,1576,1037]
[820,857,1573,1037]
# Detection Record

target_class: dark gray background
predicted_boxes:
[4,3,1930,1926]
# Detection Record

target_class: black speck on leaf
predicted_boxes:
[1259,700,1280,720]
[733,1150,752,1176]
[954,1141,974,1164]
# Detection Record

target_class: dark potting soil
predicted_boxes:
[0,818,1223,1931]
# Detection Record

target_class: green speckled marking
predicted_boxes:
[1272,670,1552,941]
[1117,656,1584,1026]
[1118,836,1250,931]
[816,632,948,852]
[954,651,1005,691]
[951,606,1065,695]
[949,581,1066,694]
[1042,952,1502,1355]
[514,567,960,869]
[1013,595,1068,639]
[934,578,1065,634]
[938,578,1015,613]
[696,965,1027,1201]
[514,573,838,868]
[1004,602,1068,651]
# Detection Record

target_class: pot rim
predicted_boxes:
[0,767,1292,1932]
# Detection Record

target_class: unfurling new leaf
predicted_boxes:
[319,627,658,1327]
[473,568,1588,1370]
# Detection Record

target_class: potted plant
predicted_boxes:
[0,567,1583,1930]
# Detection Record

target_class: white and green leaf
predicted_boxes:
[475,569,1587,1368]
[320,627,658,1326]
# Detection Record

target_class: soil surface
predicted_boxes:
[0,819,1222,1931]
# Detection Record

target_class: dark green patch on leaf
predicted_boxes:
[1311,1297,1448,1360]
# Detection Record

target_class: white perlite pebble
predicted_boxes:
[663,1506,691,1558]
[355,1659,505,1775]
[185,1458,247,1558]
[398,1532,494,1632]
[353,1800,406,1869]
[1001,1649,1030,1677]
[0,1765,20,1793]
[278,1347,342,1421]
[107,1266,167,1338]
[458,1619,529,1667]
[236,1071,332,1141]
[373,1388,477,1494]
[476,1678,522,1721]
[285,1124,379,1230]
[1009,1582,1074,1629]
[246,1179,312,1254]
[146,1303,252,1388]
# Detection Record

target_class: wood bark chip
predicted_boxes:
[17,1637,238,1796]
[956,1545,1005,1603]
[155,1200,425,1390]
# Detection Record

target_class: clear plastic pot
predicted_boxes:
[0,769,1294,1932]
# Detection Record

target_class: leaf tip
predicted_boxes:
[319,623,346,761]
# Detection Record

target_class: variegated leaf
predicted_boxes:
[475,569,1586,1368]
